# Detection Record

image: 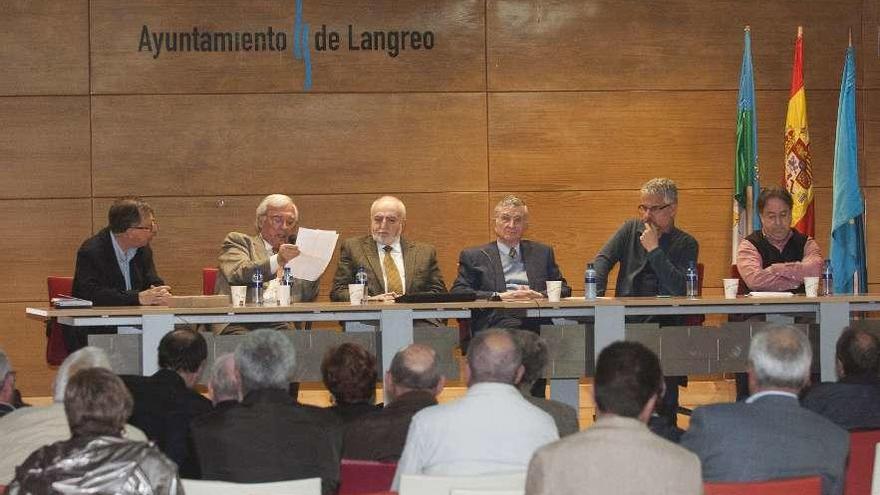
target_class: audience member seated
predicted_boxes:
[802,327,880,430]
[343,344,445,461]
[213,194,318,334]
[681,325,849,495]
[512,330,579,437]
[525,341,701,495]
[6,368,181,495]
[0,348,17,417]
[0,347,146,484]
[191,329,342,494]
[69,197,171,351]
[392,329,558,491]
[322,342,382,423]
[122,328,212,479]
[207,352,241,411]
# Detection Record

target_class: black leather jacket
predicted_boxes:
[5,435,182,495]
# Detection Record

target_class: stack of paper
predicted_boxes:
[286,227,339,281]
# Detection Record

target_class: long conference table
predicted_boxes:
[26,294,880,409]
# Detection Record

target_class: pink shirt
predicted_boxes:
[736,230,823,291]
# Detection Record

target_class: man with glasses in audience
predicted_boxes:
[214,194,319,334]
[70,197,170,350]
[591,178,698,425]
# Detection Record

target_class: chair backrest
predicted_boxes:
[846,429,880,495]
[202,267,219,296]
[338,459,398,495]
[181,477,321,495]
[704,476,822,495]
[450,490,524,495]
[399,472,526,495]
[872,443,880,495]
[46,276,74,365]
[730,264,748,295]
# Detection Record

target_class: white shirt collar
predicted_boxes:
[496,240,520,257]
[377,238,402,253]
[745,390,799,403]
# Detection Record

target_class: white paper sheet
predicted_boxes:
[285,227,339,281]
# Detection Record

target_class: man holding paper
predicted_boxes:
[330,196,447,303]
[214,194,319,334]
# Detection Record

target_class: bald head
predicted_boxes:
[467,329,523,386]
[371,196,407,245]
[836,328,880,378]
[386,344,443,402]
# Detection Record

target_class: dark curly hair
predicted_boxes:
[321,343,377,404]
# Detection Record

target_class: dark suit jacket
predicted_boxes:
[451,240,571,333]
[191,388,343,495]
[342,390,437,462]
[681,394,849,495]
[72,227,164,306]
[122,369,212,479]
[802,374,880,430]
[330,235,447,301]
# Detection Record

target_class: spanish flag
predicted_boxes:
[784,26,814,236]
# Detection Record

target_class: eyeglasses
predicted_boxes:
[130,219,157,232]
[637,204,672,214]
[268,215,298,228]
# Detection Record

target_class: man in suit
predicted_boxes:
[191,329,343,495]
[343,343,445,461]
[526,341,701,495]
[214,193,319,333]
[330,195,446,303]
[802,327,880,430]
[451,195,571,334]
[122,328,212,479]
[70,197,171,350]
[681,325,849,495]
[392,329,558,491]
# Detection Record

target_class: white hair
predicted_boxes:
[53,347,111,403]
[210,353,240,403]
[235,329,296,394]
[749,325,812,391]
[640,178,678,204]
[255,194,298,232]
[370,196,406,219]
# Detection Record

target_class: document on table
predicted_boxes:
[286,227,339,281]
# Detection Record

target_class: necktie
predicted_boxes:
[383,245,403,294]
[509,247,517,259]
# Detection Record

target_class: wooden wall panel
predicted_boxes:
[91,0,485,94]
[487,0,860,91]
[866,91,879,186]
[863,0,879,89]
[91,93,488,198]
[488,90,838,192]
[0,303,54,396]
[0,199,92,302]
[95,193,490,299]
[0,1,88,95]
[0,97,91,199]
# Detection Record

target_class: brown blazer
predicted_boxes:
[526,415,702,495]
[330,235,446,301]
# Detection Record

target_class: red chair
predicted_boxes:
[46,276,74,365]
[202,267,219,296]
[730,264,749,295]
[845,429,880,495]
[704,476,822,495]
[338,459,398,495]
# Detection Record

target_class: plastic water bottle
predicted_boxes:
[584,263,597,300]
[821,259,833,296]
[355,266,368,290]
[282,266,292,286]
[251,269,264,306]
[686,261,698,299]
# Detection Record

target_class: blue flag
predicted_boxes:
[830,46,867,294]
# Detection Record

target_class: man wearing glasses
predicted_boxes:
[214,194,318,334]
[71,197,170,349]
[591,178,698,425]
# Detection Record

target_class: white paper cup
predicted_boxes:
[277,285,291,306]
[349,284,365,305]
[722,278,739,299]
[546,280,562,302]
[804,276,820,297]
[230,286,247,307]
